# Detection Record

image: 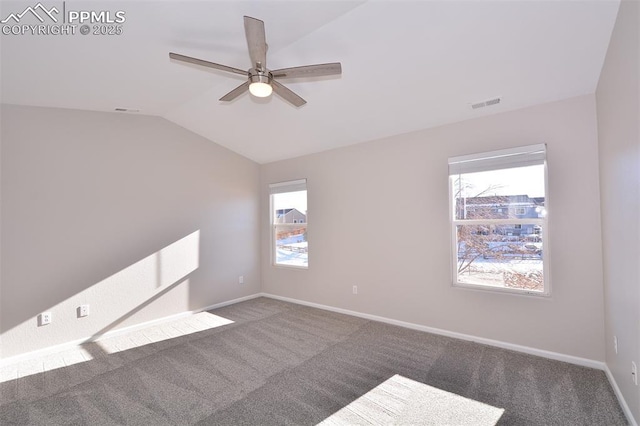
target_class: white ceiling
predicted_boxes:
[1,1,620,164]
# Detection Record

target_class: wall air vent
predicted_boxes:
[114,108,140,112]
[471,97,501,110]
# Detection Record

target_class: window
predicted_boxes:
[448,144,548,295]
[269,179,308,268]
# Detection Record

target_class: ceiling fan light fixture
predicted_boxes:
[249,81,272,98]
[248,72,272,97]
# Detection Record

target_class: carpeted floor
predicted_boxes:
[0,297,628,425]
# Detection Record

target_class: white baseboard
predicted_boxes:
[261,293,605,370]
[0,293,262,368]
[199,293,263,313]
[604,365,638,426]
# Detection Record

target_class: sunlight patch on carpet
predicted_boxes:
[0,312,234,382]
[95,312,234,355]
[320,374,504,425]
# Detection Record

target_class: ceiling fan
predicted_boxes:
[169,16,342,107]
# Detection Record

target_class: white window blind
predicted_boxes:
[448,144,546,175]
[269,179,307,194]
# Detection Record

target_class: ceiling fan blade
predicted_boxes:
[244,16,267,70]
[220,81,250,102]
[169,52,247,76]
[271,80,306,107]
[272,62,342,79]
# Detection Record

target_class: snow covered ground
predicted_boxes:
[276,247,308,267]
[458,258,543,290]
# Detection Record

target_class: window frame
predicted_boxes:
[448,144,550,296]
[269,179,308,270]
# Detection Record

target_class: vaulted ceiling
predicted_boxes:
[0,1,620,163]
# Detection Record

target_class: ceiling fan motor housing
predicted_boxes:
[249,69,272,85]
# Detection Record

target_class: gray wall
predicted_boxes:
[596,0,640,421]
[1,105,261,357]
[261,94,606,361]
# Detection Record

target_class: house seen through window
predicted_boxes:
[448,144,548,295]
[269,179,308,268]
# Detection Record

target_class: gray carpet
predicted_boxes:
[0,297,628,425]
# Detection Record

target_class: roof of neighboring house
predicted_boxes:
[275,208,307,218]
[276,208,294,217]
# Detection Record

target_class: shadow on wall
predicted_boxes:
[0,231,201,357]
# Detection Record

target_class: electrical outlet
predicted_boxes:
[632,362,638,386]
[39,312,52,326]
[353,285,358,294]
[239,276,244,284]
[78,304,90,317]
[614,336,618,354]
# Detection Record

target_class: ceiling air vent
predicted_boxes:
[471,97,501,110]
[114,108,140,112]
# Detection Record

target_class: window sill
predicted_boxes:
[272,264,308,271]
[452,281,550,298]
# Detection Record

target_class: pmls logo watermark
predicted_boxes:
[1,2,126,36]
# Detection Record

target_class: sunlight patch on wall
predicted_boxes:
[319,374,504,425]
[87,229,201,335]
[92,229,200,298]
[74,229,199,327]
[0,230,201,363]
[157,231,200,288]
